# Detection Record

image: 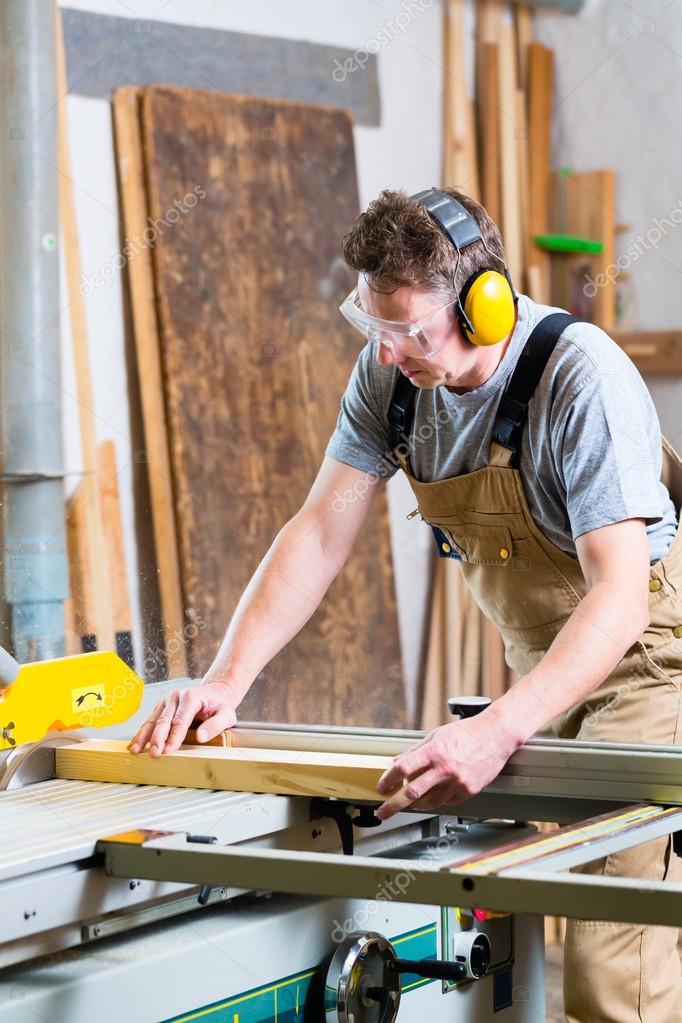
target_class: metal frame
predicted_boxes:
[196,723,682,822]
[98,801,682,929]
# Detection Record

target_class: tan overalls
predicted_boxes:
[392,313,682,1022]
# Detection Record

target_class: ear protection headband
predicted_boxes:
[411,187,516,347]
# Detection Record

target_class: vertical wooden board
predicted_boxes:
[64,481,96,652]
[97,441,134,665]
[551,169,616,330]
[443,0,479,198]
[141,87,405,728]
[514,3,533,87]
[482,619,513,701]
[420,560,483,729]
[476,0,504,69]
[527,43,554,303]
[498,22,523,284]
[515,87,529,275]
[112,86,188,679]
[479,43,501,224]
[573,170,616,331]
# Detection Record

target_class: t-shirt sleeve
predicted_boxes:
[325,343,399,480]
[553,365,665,540]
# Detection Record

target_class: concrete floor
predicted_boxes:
[545,943,564,1022]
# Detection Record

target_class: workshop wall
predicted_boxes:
[59,0,443,712]
[533,0,682,448]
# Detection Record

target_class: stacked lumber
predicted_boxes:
[442,0,617,321]
[435,3,621,704]
[441,4,601,948]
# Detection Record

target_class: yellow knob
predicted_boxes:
[441,542,451,554]
[649,578,662,592]
[674,626,682,639]
[499,547,510,560]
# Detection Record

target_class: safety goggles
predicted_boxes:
[339,287,456,360]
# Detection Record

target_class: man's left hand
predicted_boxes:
[375,714,518,821]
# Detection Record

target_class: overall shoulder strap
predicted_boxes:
[493,311,580,468]
[387,311,581,472]
[387,372,418,464]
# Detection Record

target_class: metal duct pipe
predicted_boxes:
[0,0,68,659]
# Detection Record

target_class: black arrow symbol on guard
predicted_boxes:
[76,692,103,706]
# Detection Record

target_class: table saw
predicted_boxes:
[3,653,682,1023]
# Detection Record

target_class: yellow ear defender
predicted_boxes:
[458,268,517,346]
[411,187,516,347]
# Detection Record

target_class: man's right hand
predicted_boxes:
[127,682,238,758]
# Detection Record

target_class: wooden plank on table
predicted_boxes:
[56,8,115,653]
[140,86,406,728]
[527,43,554,303]
[97,441,135,667]
[56,740,393,802]
[112,87,188,679]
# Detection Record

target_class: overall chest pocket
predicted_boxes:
[438,522,514,566]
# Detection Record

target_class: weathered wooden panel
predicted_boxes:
[142,87,405,727]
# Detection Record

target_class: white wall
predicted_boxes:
[534,0,682,450]
[60,0,444,714]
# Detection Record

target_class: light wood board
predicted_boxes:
[56,739,394,803]
[497,22,523,283]
[527,42,554,303]
[550,169,616,330]
[479,43,501,224]
[97,441,134,666]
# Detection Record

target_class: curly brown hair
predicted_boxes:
[342,187,507,297]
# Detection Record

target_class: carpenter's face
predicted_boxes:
[357,278,489,390]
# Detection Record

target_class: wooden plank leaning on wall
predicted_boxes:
[112,87,188,679]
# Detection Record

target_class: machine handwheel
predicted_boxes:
[325,931,401,1023]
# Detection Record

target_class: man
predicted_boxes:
[130,187,682,1022]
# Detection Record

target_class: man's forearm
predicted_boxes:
[487,581,650,753]
[203,510,343,700]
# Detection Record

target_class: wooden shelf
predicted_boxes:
[612,330,682,376]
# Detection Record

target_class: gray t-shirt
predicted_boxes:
[326,293,678,564]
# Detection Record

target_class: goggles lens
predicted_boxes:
[340,288,455,359]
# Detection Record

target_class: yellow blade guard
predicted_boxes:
[0,651,143,750]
